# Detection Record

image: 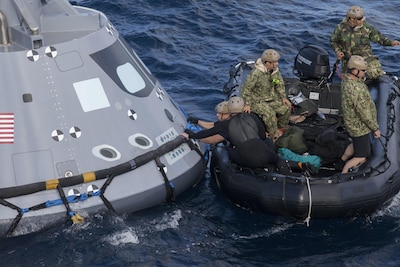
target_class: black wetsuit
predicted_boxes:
[189,113,278,168]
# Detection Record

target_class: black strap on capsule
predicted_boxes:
[155,157,175,202]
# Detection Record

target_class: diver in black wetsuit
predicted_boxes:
[182,96,317,174]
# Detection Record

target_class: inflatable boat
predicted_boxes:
[210,45,400,223]
[0,0,207,237]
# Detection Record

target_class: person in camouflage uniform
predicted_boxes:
[330,6,400,79]
[241,49,291,141]
[341,55,380,173]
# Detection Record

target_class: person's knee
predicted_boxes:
[341,157,366,173]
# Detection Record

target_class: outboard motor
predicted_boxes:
[293,45,330,82]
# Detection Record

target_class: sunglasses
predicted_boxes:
[349,16,363,21]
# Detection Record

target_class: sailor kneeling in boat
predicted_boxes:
[182,96,317,174]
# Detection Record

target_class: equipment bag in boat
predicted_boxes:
[278,148,321,169]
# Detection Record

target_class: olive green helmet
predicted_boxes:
[261,49,280,63]
[215,101,229,114]
[227,96,244,114]
[347,55,368,71]
[347,6,365,20]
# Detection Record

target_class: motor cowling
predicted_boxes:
[293,45,330,81]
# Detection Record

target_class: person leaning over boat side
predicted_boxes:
[182,96,277,168]
[341,55,380,174]
[330,5,400,79]
[241,49,291,141]
[182,96,317,174]
[187,101,230,129]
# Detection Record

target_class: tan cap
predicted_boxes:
[215,101,229,114]
[348,55,368,70]
[261,49,280,63]
[227,96,244,114]
[347,6,365,21]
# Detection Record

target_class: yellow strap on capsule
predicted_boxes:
[46,179,60,190]
[83,172,96,183]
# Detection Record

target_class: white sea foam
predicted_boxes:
[104,229,139,246]
[154,209,182,231]
[372,192,400,218]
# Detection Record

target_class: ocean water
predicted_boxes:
[2,0,400,266]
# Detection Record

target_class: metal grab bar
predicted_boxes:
[0,11,10,44]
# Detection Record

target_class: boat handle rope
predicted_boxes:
[303,173,313,227]
[371,86,399,206]
[0,136,207,237]
[281,173,288,213]
[281,176,287,202]
[367,86,398,177]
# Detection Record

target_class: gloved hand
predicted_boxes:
[187,117,199,124]
[184,128,196,136]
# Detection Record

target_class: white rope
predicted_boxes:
[303,174,312,227]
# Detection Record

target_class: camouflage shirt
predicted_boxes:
[241,58,286,106]
[341,74,378,137]
[330,20,393,60]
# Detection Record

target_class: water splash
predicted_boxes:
[154,209,182,231]
[233,222,294,240]
[103,229,139,246]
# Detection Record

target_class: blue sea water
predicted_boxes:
[2,0,400,266]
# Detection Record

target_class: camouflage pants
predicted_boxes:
[252,101,291,136]
[365,57,385,79]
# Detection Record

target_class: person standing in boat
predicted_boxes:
[187,101,230,129]
[330,5,400,79]
[182,96,317,174]
[241,49,291,141]
[341,55,380,173]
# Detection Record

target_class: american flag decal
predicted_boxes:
[0,113,14,144]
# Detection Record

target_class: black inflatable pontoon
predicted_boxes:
[211,46,400,223]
